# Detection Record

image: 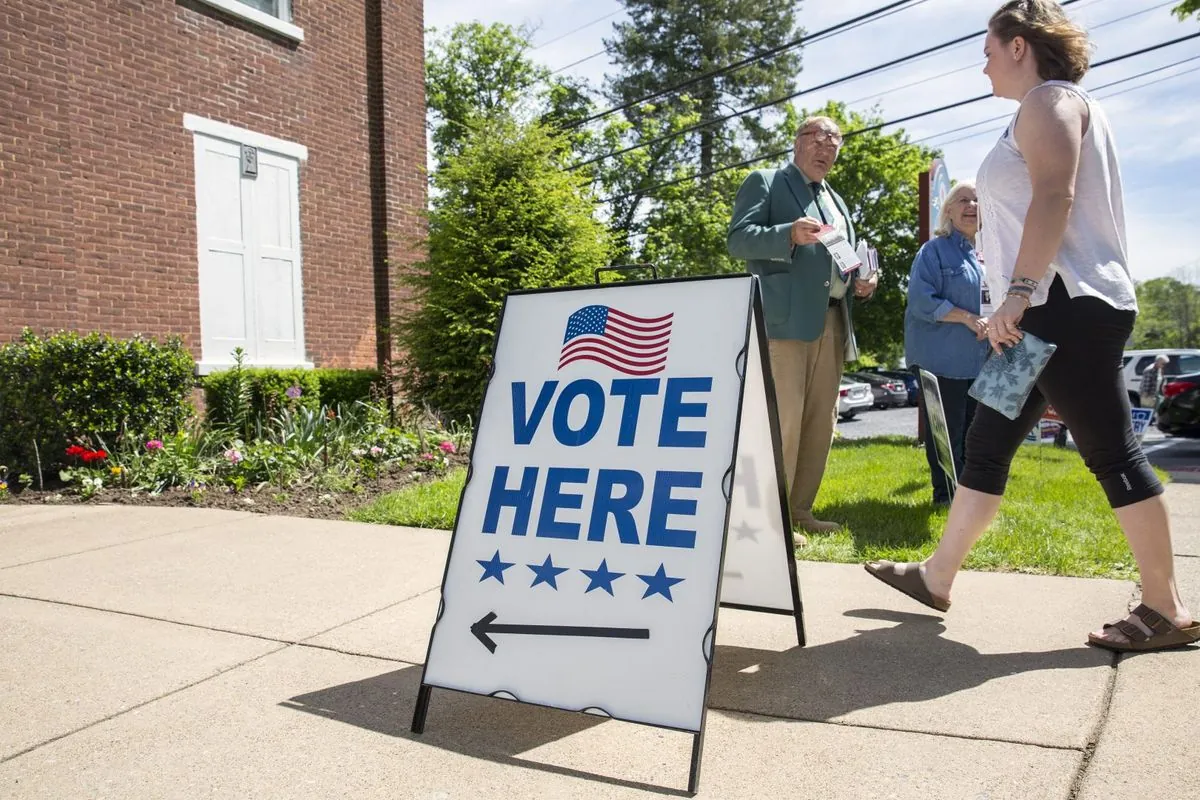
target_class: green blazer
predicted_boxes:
[727,162,857,342]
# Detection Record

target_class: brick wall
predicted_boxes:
[0,0,426,369]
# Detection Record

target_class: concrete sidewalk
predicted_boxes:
[1,488,1197,799]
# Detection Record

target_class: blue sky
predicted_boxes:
[425,0,1200,283]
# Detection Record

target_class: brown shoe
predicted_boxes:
[794,516,842,534]
[863,560,951,612]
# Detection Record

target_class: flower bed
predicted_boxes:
[0,400,470,522]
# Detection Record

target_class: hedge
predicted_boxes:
[0,329,195,474]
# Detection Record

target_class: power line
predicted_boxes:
[570,27,984,172]
[568,0,924,130]
[569,0,1089,172]
[550,48,609,75]
[840,0,1172,111]
[918,51,1200,147]
[922,55,1200,148]
[597,30,1200,205]
[531,10,620,51]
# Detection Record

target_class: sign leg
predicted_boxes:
[687,730,705,795]
[411,684,433,734]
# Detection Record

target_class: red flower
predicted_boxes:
[80,450,108,464]
[66,445,86,457]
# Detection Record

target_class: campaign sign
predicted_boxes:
[414,273,798,770]
[1131,407,1154,441]
[918,369,958,498]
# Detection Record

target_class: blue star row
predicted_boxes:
[475,550,685,602]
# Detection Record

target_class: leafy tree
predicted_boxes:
[398,117,612,423]
[605,0,803,176]
[1132,276,1200,348]
[426,22,586,163]
[1174,0,1199,20]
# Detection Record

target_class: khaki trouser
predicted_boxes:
[768,306,846,521]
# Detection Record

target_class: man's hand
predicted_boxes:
[790,216,823,246]
[853,270,877,298]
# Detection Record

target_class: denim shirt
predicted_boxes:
[904,230,990,379]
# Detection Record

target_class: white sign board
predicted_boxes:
[419,276,797,736]
[722,311,802,615]
[918,369,958,497]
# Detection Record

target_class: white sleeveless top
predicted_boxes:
[976,81,1136,311]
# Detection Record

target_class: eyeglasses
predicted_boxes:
[800,129,843,147]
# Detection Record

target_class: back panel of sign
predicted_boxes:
[720,303,797,613]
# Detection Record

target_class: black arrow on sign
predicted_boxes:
[469,611,651,653]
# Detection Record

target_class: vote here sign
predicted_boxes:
[420,276,761,733]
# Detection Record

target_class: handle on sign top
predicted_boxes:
[594,263,659,284]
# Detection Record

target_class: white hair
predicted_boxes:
[933,181,977,238]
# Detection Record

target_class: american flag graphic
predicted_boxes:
[558,305,673,376]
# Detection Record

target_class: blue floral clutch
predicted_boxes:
[968,332,1058,420]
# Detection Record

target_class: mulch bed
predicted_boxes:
[0,455,467,522]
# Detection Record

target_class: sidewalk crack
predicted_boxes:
[1065,619,1125,798]
[1,512,256,571]
[707,703,1084,752]
[0,645,288,765]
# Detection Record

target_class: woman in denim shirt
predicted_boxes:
[904,182,990,505]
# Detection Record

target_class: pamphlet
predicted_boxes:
[855,241,879,279]
[818,225,863,276]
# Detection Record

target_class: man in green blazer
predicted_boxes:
[727,116,877,541]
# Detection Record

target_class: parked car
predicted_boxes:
[846,372,908,409]
[838,376,874,421]
[1156,371,1200,438]
[859,367,920,406]
[1122,349,1200,407]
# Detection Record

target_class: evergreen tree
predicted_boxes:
[604,0,803,177]
[398,117,612,423]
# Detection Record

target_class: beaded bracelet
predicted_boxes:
[1005,290,1032,307]
[1006,284,1034,297]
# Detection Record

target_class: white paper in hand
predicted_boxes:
[855,241,879,279]
[818,225,862,276]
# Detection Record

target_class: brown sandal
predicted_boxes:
[1087,604,1200,652]
[864,560,951,613]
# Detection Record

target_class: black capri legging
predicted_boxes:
[960,276,1162,508]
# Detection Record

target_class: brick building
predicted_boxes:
[0,0,426,373]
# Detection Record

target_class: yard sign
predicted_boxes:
[411,275,802,794]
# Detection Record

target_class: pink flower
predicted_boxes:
[370,446,384,457]
[439,440,457,454]
[145,439,164,451]
[421,453,436,461]
[224,448,243,465]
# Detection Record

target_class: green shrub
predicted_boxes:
[0,329,195,475]
[398,115,611,423]
[315,369,383,410]
[201,355,320,432]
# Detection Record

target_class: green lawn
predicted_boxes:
[350,436,1156,581]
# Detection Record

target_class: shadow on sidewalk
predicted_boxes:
[710,608,1105,721]
[282,664,691,796]
[281,608,1106,793]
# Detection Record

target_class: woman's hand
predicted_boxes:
[967,314,989,341]
[987,295,1027,355]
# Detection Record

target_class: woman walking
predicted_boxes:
[867,0,1197,652]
